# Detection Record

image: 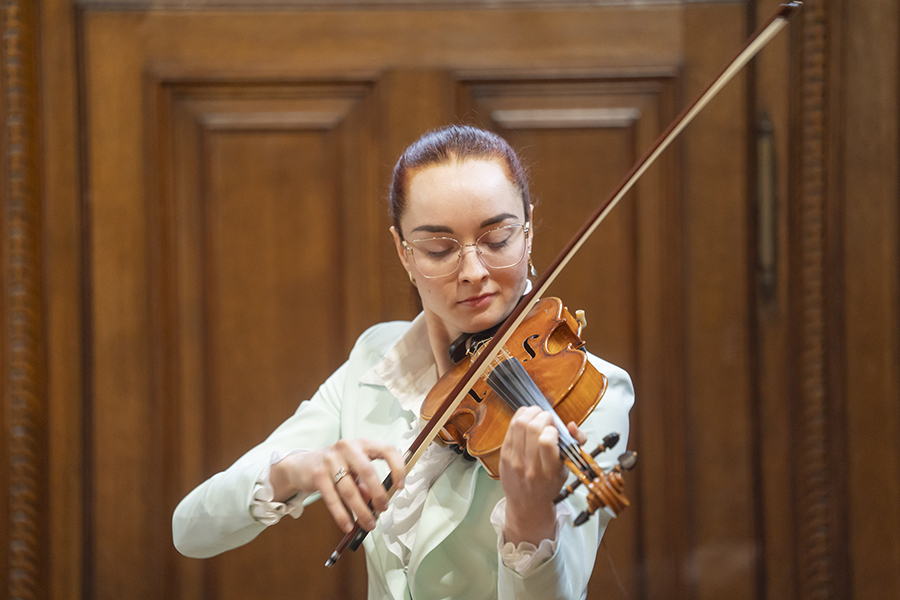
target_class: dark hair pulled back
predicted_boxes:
[389,125,531,237]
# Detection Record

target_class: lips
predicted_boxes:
[458,293,496,308]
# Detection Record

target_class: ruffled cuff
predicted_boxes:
[250,450,308,526]
[490,497,570,577]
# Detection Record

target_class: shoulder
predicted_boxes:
[586,353,634,398]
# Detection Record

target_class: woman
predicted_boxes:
[173,125,634,600]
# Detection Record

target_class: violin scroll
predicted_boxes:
[554,432,638,527]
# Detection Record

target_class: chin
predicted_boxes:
[460,306,509,334]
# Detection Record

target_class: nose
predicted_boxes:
[457,244,489,282]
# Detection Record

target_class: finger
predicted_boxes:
[357,479,373,504]
[335,473,378,532]
[505,406,539,459]
[357,440,406,511]
[523,410,553,446]
[336,440,390,515]
[523,411,554,460]
[315,465,355,533]
[537,424,562,476]
[567,421,588,446]
[364,440,407,493]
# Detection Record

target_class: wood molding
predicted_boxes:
[1,0,48,598]
[74,0,740,11]
[791,0,847,598]
[490,107,642,129]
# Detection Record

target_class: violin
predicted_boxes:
[422,297,609,479]
[326,297,635,568]
[421,297,634,521]
[326,1,802,567]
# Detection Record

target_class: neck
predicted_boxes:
[421,310,456,376]
[430,336,455,377]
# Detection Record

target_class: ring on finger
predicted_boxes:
[333,466,349,485]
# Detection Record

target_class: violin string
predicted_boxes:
[486,358,591,473]
[497,363,588,473]
[500,361,591,472]
[498,358,582,456]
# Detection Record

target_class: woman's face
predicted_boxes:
[392,158,532,346]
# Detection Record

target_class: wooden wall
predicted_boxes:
[2,0,898,599]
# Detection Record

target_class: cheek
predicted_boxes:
[416,278,451,308]
[498,264,528,293]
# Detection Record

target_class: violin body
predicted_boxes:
[420,297,608,479]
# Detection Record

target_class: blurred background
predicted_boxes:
[2,0,898,598]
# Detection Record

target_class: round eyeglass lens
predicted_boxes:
[477,224,526,268]
[407,223,527,278]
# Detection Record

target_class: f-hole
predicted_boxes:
[522,334,540,360]
[468,389,486,403]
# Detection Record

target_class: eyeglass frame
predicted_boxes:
[400,222,531,279]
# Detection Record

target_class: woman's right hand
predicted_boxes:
[269,439,406,533]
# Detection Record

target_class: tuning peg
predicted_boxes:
[601,432,620,451]
[555,432,625,504]
[587,432,620,459]
[575,309,587,329]
[618,451,637,471]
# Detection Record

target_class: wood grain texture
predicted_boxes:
[683,5,757,600]
[74,0,739,9]
[2,0,48,599]
[42,2,86,598]
[840,0,900,597]
[751,2,797,599]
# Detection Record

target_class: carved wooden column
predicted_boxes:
[791,0,848,598]
[1,0,48,598]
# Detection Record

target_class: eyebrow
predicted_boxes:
[409,212,520,236]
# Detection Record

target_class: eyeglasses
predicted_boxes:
[402,223,530,279]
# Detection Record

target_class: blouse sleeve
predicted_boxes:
[250,450,309,525]
[172,362,349,558]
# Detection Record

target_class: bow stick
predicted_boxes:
[326,1,802,567]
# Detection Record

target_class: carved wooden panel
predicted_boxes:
[144,78,383,599]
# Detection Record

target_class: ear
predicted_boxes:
[390,226,411,273]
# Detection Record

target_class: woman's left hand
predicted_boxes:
[499,406,587,546]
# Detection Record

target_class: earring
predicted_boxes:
[408,270,417,287]
[528,256,538,278]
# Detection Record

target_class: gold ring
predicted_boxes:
[333,466,348,485]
